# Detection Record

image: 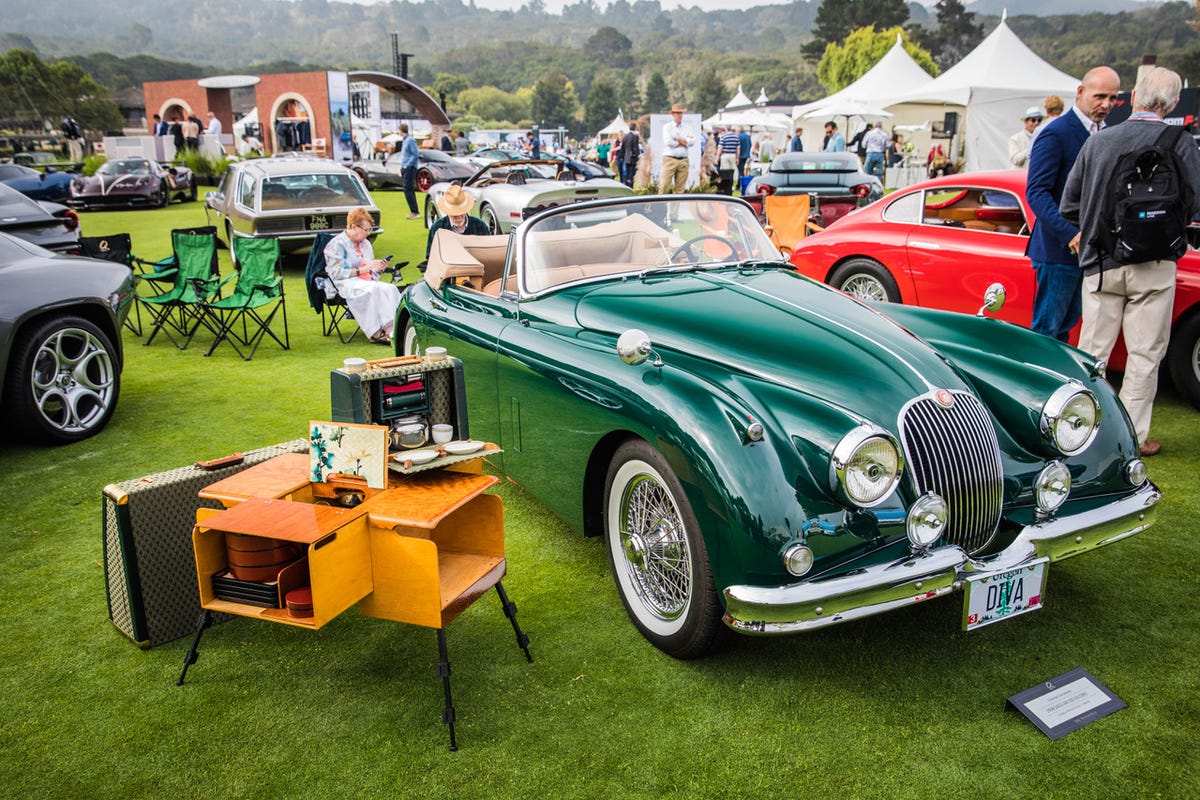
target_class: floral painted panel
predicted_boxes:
[309,421,389,488]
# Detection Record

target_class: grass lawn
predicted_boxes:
[1,187,1197,798]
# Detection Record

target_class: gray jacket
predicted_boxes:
[1061,119,1200,273]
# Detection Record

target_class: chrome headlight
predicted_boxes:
[1041,384,1100,455]
[830,424,903,508]
[1035,461,1071,514]
[1125,459,1147,487]
[906,492,947,549]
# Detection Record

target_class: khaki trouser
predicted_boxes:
[659,155,689,194]
[67,137,83,162]
[1078,259,1176,446]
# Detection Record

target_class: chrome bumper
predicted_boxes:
[722,482,1160,635]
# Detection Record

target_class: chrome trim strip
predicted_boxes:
[722,482,1160,635]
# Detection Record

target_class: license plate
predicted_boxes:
[963,559,1047,631]
[307,214,331,231]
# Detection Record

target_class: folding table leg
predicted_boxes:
[177,609,213,686]
[495,581,533,663]
[436,629,458,751]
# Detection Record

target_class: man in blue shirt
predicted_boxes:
[395,123,420,220]
[823,121,846,152]
[789,126,804,152]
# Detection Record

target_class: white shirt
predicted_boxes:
[1071,104,1101,135]
[206,116,223,136]
[863,127,889,154]
[662,120,695,159]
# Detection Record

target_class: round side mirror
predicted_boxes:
[978,282,1006,316]
[617,329,653,366]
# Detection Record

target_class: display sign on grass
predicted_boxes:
[1006,667,1126,740]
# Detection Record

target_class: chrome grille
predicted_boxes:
[899,392,1003,554]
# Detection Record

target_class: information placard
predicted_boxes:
[1006,667,1126,740]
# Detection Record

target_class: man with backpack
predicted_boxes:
[1061,67,1200,457]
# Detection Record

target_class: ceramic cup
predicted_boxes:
[425,346,447,361]
[343,357,366,373]
[431,424,454,444]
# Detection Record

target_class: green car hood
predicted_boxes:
[571,267,967,420]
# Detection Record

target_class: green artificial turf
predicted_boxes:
[1,189,1197,798]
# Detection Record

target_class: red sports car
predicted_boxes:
[789,169,1200,408]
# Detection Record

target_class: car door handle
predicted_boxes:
[429,298,447,312]
[909,240,942,250]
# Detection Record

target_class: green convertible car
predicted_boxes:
[399,195,1159,659]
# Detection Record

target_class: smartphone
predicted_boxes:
[384,254,394,262]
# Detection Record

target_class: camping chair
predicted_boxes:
[305,232,407,344]
[141,230,222,349]
[79,233,146,335]
[195,237,289,360]
[762,194,824,258]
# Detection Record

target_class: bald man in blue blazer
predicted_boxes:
[1026,66,1120,341]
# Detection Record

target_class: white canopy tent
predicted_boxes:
[724,85,754,110]
[702,108,792,132]
[791,35,933,151]
[598,110,628,136]
[884,16,1079,171]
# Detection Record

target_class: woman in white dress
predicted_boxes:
[323,207,400,343]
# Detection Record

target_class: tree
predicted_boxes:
[0,49,122,131]
[431,73,471,108]
[910,0,984,70]
[584,79,618,134]
[618,72,642,119]
[802,0,910,62]
[531,70,580,128]
[691,70,726,118]
[458,85,531,125]
[817,26,938,93]
[643,71,669,115]
[585,26,633,67]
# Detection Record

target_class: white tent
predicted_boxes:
[793,35,933,121]
[724,84,754,110]
[885,15,1079,171]
[703,108,792,132]
[598,110,627,136]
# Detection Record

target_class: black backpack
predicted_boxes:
[1099,125,1192,265]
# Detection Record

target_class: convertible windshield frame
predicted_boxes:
[513,195,782,297]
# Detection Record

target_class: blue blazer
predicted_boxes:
[1026,111,1089,265]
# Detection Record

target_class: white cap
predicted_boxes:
[1022,105,1044,120]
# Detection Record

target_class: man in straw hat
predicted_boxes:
[660,102,696,194]
[424,183,491,262]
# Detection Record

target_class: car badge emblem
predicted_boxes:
[934,389,955,408]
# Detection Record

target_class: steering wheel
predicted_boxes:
[669,234,737,264]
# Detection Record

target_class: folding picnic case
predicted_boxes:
[101,439,307,648]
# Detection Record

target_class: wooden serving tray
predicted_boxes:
[388,442,502,475]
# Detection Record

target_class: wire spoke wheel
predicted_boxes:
[604,440,723,658]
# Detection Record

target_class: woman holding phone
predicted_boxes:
[323,207,401,343]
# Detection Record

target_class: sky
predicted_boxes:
[324,0,795,13]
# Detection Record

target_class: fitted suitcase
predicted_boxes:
[102,439,307,648]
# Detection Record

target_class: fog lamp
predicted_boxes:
[906,492,947,549]
[782,544,814,577]
[1035,461,1071,514]
[1125,459,1147,487]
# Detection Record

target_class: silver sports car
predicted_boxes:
[423,159,632,233]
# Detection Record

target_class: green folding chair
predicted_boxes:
[197,237,290,360]
[141,230,222,349]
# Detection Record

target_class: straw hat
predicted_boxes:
[1021,105,1044,121]
[437,183,475,216]
[670,102,686,113]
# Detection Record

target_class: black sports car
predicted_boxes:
[0,183,80,254]
[68,158,196,211]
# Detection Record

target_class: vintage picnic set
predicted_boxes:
[102,353,530,750]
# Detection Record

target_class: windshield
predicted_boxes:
[259,171,371,209]
[98,160,154,176]
[519,197,781,293]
